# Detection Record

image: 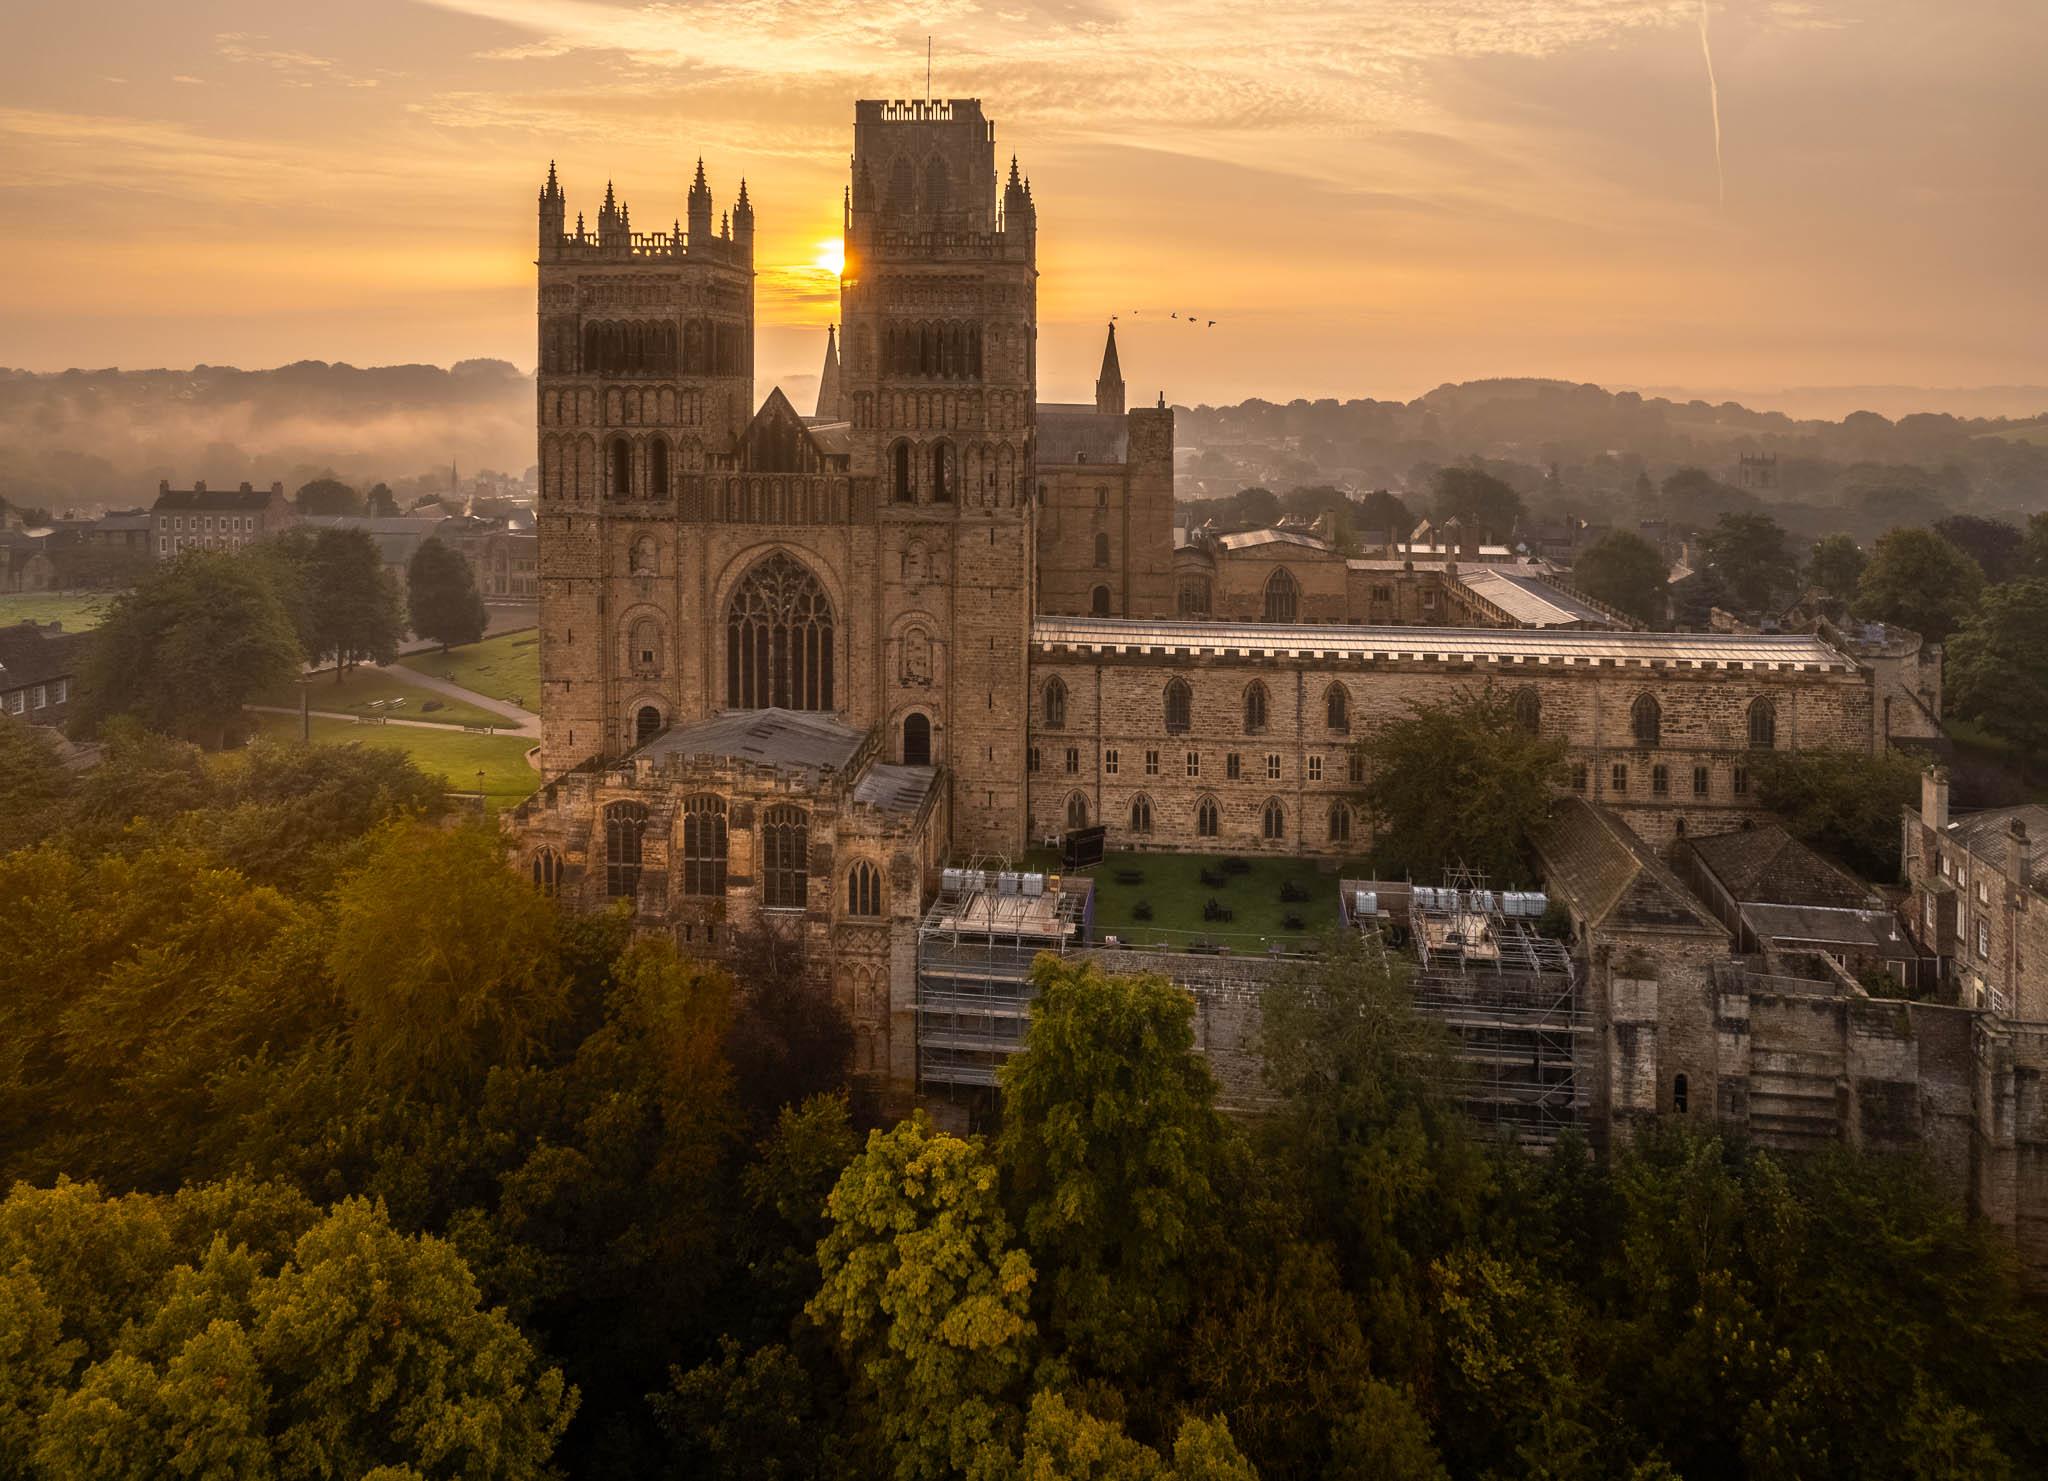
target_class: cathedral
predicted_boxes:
[508,96,1891,1095]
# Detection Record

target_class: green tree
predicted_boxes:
[1946,578,2048,754]
[1353,488,1412,538]
[1932,515,2022,584]
[998,958,1224,1380]
[1430,466,1523,541]
[305,527,403,679]
[808,1114,1037,1481]
[735,1093,860,1344]
[1854,527,1984,641]
[1808,533,1867,600]
[1013,1390,1258,1480]
[405,536,487,652]
[1568,531,1667,626]
[1231,487,1281,527]
[2022,511,2048,578]
[1661,467,1758,524]
[1751,747,1923,880]
[1325,1382,1449,1481]
[74,552,301,747]
[364,482,401,518]
[0,714,73,853]
[293,477,363,517]
[1701,511,1797,613]
[1353,686,1568,885]
[653,1338,829,1481]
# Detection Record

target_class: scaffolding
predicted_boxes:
[1350,873,1590,1143]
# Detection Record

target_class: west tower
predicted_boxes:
[534,161,756,772]
[839,99,1038,855]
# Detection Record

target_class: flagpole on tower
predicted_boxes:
[926,36,932,105]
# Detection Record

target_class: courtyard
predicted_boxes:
[1022,847,1367,951]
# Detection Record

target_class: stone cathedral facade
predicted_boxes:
[509,96,1891,1098]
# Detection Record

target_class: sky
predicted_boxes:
[2,0,2043,407]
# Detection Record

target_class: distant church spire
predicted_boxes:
[1095,320,1125,417]
[816,324,842,421]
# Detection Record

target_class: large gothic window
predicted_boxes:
[1326,683,1350,733]
[1243,681,1269,734]
[1513,686,1542,734]
[604,802,648,898]
[1631,693,1662,747]
[762,804,809,908]
[1748,697,1777,749]
[1164,678,1192,735]
[847,860,882,917]
[680,795,727,897]
[1263,567,1300,622]
[1196,795,1219,838]
[1042,677,1067,730]
[726,554,835,711]
[530,847,562,896]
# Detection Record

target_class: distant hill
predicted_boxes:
[0,360,534,512]
[1630,384,2048,422]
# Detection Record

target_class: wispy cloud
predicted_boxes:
[216,32,382,88]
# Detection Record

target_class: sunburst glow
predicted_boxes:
[812,237,844,277]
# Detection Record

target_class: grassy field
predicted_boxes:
[1025,848,1365,949]
[249,712,540,805]
[398,629,540,709]
[0,591,117,631]
[255,668,506,729]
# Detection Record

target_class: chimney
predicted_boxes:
[193,480,206,494]
[1921,767,1950,830]
[2007,818,2029,891]
[158,478,170,495]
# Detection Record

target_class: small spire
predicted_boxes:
[576,210,585,236]
[720,209,729,238]
[603,179,615,212]
[693,157,707,191]
[1007,154,1021,189]
[545,159,559,194]
[738,178,750,206]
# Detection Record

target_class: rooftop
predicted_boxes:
[1036,405,1128,465]
[1942,805,2048,882]
[1458,567,1615,628]
[640,707,866,774]
[1030,616,1855,671]
[0,621,85,689]
[1741,902,1910,954]
[1536,798,1726,936]
[1686,823,1875,910]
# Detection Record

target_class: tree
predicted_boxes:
[74,551,301,747]
[1947,579,2048,754]
[997,958,1224,1379]
[2022,512,2048,578]
[306,527,403,678]
[1569,532,1667,626]
[405,536,487,651]
[1854,527,1984,642]
[1231,487,1280,527]
[1431,467,1523,541]
[1012,1390,1258,1480]
[364,483,401,518]
[1661,467,1758,524]
[1701,511,1797,614]
[0,715,73,853]
[1933,515,2022,584]
[1353,488,1412,539]
[1751,748,1923,879]
[808,1114,1037,1480]
[293,477,363,517]
[1354,687,1568,886]
[654,1338,829,1481]
[1325,1383,1449,1481]
[1808,533,1867,600]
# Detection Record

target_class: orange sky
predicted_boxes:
[3,1,2043,407]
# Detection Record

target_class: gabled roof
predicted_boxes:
[1036,405,1128,465]
[0,622,86,690]
[1459,567,1617,628]
[641,707,864,774]
[1214,527,1333,554]
[1536,797,1725,937]
[1942,805,2048,883]
[1686,823,1875,910]
[736,387,846,473]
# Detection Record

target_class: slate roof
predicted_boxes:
[1686,824,1875,910]
[641,708,865,774]
[152,488,280,512]
[1214,528,1333,553]
[1459,567,1615,628]
[1036,405,1128,465]
[0,622,85,690]
[1942,805,2048,882]
[852,762,940,817]
[1741,903,1909,953]
[1535,797,1726,936]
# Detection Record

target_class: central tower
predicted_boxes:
[840,98,1038,854]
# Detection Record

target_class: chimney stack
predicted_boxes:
[1922,767,1950,831]
[2007,817,2029,892]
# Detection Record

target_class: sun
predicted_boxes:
[812,237,845,276]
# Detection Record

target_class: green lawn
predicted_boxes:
[398,629,540,709]
[254,668,505,729]
[0,591,117,631]
[249,712,540,805]
[1026,848,1365,949]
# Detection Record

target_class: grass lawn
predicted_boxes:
[254,667,506,729]
[0,591,117,631]
[1025,848,1366,950]
[398,629,540,709]
[249,712,540,805]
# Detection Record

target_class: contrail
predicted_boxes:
[1697,0,1725,208]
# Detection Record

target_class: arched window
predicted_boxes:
[1326,683,1350,732]
[1164,678,1192,734]
[762,805,809,908]
[1262,798,1286,840]
[726,553,834,711]
[1129,794,1154,834]
[1631,693,1661,747]
[1263,567,1300,622]
[1093,533,1110,567]
[1091,585,1111,616]
[1042,677,1067,730]
[629,535,658,576]
[931,441,954,502]
[1327,800,1352,843]
[1065,792,1089,830]
[1196,796,1219,837]
[1673,1073,1690,1114]
[1243,681,1269,734]
[648,437,670,497]
[631,619,660,672]
[925,157,950,217]
[609,437,632,498]
[680,795,727,897]
[847,859,882,917]
[1177,577,1211,617]
[891,441,913,502]
[604,802,648,898]
[1748,697,1777,750]
[1512,686,1541,734]
[634,705,662,745]
[530,846,562,896]
[902,712,931,766]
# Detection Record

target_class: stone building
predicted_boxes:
[1900,771,2047,1021]
[149,481,294,558]
[0,621,83,728]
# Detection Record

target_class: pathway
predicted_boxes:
[247,703,530,738]
[371,662,540,735]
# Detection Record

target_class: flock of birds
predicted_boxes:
[1116,310,1219,328]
